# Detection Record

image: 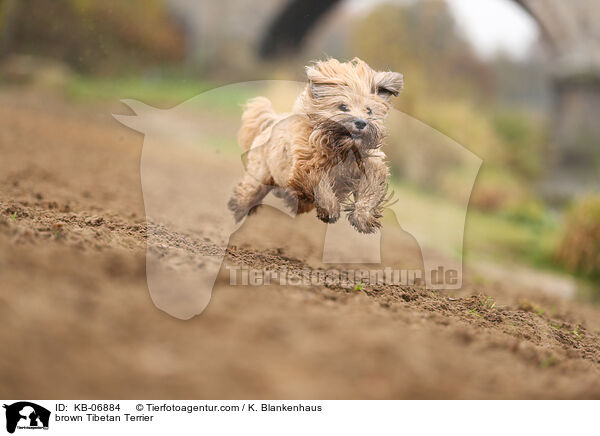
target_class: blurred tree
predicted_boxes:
[492,111,546,180]
[351,1,492,103]
[0,0,19,57]
[0,0,185,74]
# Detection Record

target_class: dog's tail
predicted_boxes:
[238,96,277,152]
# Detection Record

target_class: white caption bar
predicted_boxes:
[1,400,597,435]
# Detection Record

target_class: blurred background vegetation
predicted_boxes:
[0,0,598,295]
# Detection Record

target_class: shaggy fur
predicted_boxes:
[228,58,403,233]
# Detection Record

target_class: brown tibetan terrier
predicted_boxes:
[228,57,403,233]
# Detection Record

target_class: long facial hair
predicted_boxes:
[309,116,383,156]
[307,116,384,174]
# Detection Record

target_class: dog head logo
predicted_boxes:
[3,402,50,434]
[115,58,481,320]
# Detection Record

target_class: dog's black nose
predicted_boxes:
[354,119,367,130]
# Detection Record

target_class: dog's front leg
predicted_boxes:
[313,173,340,224]
[346,158,389,234]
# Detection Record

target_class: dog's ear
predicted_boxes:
[374,71,404,99]
[305,64,330,85]
[305,62,339,99]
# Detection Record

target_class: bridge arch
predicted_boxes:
[259,0,546,59]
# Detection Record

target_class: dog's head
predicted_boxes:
[299,57,403,154]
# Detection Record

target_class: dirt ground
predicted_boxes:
[1,90,600,399]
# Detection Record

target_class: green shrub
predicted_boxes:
[556,195,600,277]
[492,111,546,180]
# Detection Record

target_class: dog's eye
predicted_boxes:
[366,107,372,115]
[338,104,350,112]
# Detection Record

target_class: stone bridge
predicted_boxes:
[167,0,600,197]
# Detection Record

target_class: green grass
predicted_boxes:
[387,180,561,273]
[478,295,497,310]
[467,308,482,318]
[354,283,365,292]
[466,207,559,269]
[66,75,210,105]
[65,75,254,112]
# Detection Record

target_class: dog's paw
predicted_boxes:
[316,205,340,224]
[346,205,382,234]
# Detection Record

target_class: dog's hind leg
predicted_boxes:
[345,158,389,233]
[228,173,273,223]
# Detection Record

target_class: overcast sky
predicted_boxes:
[445,0,538,59]
[347,0,539,60]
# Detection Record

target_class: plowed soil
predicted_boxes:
[1,91,600,399]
